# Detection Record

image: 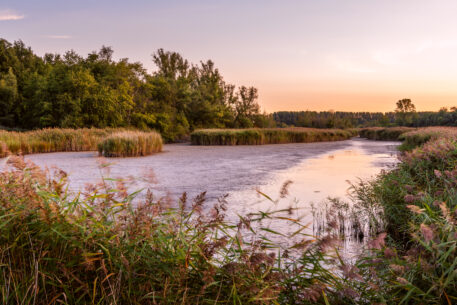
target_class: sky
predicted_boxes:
[2,0,457,112]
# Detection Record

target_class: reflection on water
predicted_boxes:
[225,139,399,255]
[20,138,399,254]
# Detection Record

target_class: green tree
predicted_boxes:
[0,68,17,125]
[395,98,416,126]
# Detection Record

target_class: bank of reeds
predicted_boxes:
[191,128,355,145]
[97,131,163,157]
[0,128,116,155]
[359,127,415,141]
[0,128,163,157]
[398,126,457,150]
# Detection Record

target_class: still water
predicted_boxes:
[23,138,399,249]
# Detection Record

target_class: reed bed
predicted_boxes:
[359,127,415,141]
[0,128,117,155]
[191,128,355,145]
[398,126,457,150]
[97,131,163,157]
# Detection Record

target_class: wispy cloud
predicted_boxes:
[0,10,25,21]
[45,35,72,39]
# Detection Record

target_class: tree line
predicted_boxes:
[273,99,457,128]
[0,39,275,141]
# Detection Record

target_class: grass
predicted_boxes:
[0,128,116,155]
[191,128,356,145]
[398,126,457,150]
[98,131,163,157]
[0,128,163,158]
[359,127,415,141]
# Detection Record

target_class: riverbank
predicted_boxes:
[191,128,357,145]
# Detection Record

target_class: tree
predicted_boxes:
[234,86,260,127]
[395,99,416,126]
[0,68,17,125]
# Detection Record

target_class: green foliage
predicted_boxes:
[0,39,265,142]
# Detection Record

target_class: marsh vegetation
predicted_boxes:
[1,128,457,303]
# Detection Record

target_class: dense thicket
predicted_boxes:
[0,39,274,141]
[273,108,457,128]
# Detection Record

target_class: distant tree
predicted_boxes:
[395,98,416,126]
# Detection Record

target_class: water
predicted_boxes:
[19,138,399,253]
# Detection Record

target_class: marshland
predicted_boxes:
[3,2,457,302]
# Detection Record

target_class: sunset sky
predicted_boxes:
[2,0,457,112]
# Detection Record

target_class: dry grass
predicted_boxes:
[191,128,356,145]
[0,128,118,155]
[97,131,163,157]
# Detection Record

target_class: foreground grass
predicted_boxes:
[191,128,356,145]
[98,131,163,157]
[0,128,163,157]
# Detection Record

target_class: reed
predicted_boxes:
[191,127,355,145]
[359,127,415,141]
[0,128,118,155]
[97,131,163,157]
[398,126,457,150]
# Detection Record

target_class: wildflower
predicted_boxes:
[404,194,415,203]
[389,264,405,274]
[406,205,423,214]
[396,277,409,285]
[404,185,413,192]
[368,232,386,250]
[383,247,396,258]
[434,169,442,178]
[420,223,434,243]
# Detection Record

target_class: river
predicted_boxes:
[22,138,399,252]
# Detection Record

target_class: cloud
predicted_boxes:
[45,35,72,39]
[0,10,25,21]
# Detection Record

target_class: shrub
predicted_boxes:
[98,131,163,157]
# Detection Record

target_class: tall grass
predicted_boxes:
[0,128,164,158]
[0,128,116,155]
[98,131,163,157]
[359,127,415,141]
[398,126,457,150]
[191,128,356,145]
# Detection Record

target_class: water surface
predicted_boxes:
[21,138,398,246]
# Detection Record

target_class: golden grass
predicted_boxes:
[0,128,118,155]
[191,128,355,145]
[97,131,163,157]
